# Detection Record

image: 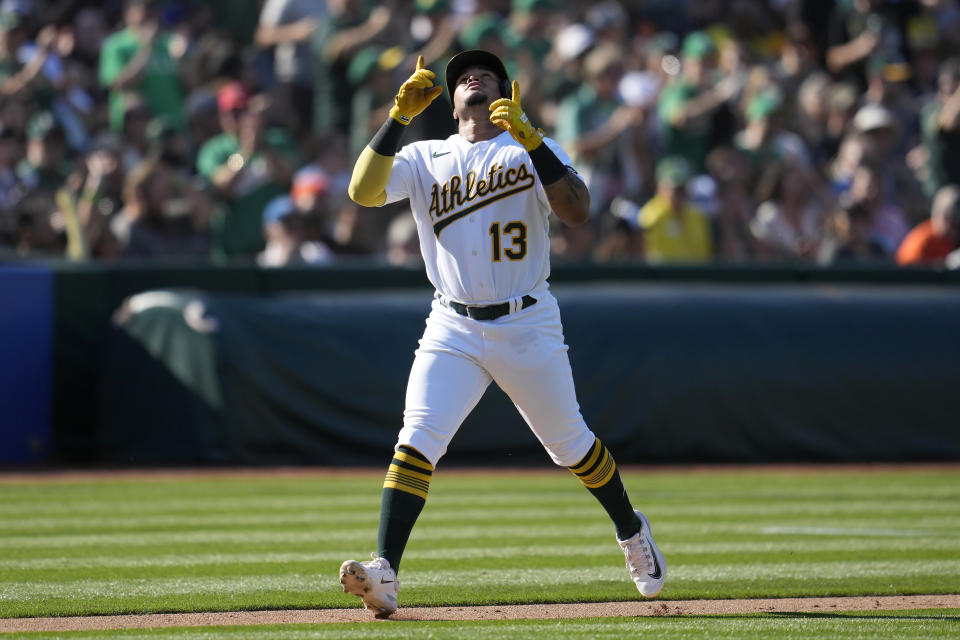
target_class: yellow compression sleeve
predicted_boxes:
[347,146,393,207]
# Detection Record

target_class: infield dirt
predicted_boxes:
[2,595,959,632]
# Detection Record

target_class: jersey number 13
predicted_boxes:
[489,221,527,261]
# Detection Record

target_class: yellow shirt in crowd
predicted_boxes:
[637,194,713,263]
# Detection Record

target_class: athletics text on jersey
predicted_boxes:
[428,162,536,235]
[384,131,574,304]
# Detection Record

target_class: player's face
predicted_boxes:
[453,66,500,112]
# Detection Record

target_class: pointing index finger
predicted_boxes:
[511,80,520,104]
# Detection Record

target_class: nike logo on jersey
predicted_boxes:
[432,151,451,158]
[429,162,536,236]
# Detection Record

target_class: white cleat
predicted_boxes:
[618,510,666,598]
[339,554,399,618]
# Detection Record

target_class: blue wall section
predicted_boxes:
[0,266,53,463]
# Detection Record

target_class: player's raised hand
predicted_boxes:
[489,80,544,152]
[390,56,444,125]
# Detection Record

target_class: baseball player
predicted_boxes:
[339,50,665,618]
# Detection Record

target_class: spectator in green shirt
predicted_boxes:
[657,31,737,174]
[196,82,300,263]
[555,43,643,217]
[99,0,186,133]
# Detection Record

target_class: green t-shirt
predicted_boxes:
[197,129,301,262]
[657,81,711,173]
[555,86,618,152]
[99,29,185,132]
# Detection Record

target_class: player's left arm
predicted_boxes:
[540,163,590,227]
[490,81,589,226]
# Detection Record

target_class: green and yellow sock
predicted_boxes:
[569,438,641,541]
[377,445,433,572]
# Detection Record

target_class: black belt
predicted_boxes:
[444,295,537,321]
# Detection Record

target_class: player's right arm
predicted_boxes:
[348,56,442,207]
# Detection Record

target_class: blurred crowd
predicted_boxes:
[2,0,960,268]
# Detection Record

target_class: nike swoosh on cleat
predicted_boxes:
[380,578,395,584]
[432,151,450,158]
[648,550,662,579]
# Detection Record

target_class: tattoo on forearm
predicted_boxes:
[546,171,588,208]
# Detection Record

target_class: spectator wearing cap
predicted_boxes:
[852,102,928,222]
[734,87,812,174]
[635,156,713,263]
[851,104,897,152]
[657,30,735,174]
[196,82,300,262]
[735,88,781,169]
[99,0,186,133]
[290,163,334,247]
[896,184,960,266]
[257,194,332,267]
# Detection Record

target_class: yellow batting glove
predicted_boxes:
[489,80,544,152]
[390,56,443,125]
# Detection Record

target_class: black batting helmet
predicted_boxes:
[445,50,511,103]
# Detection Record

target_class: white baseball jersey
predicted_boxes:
[385,130,573,305]
[381,129,596,469]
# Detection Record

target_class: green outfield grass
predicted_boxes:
[1,466,958,639]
